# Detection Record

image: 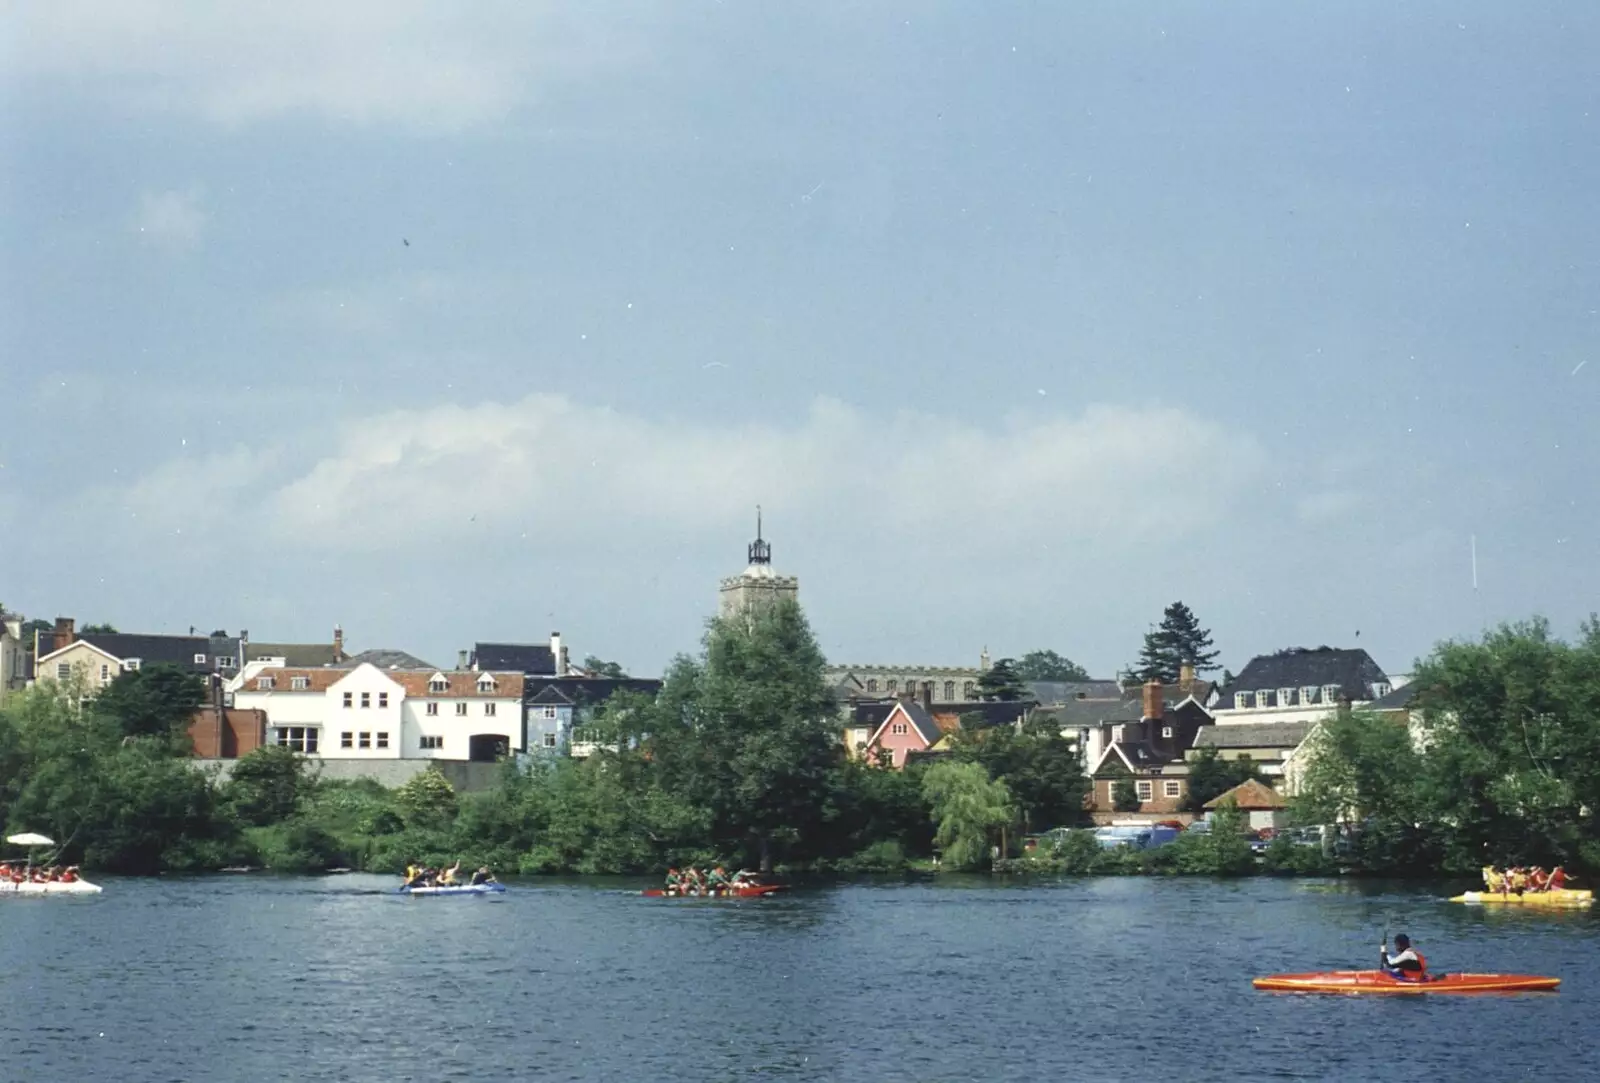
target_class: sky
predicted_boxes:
[2,3,1597,679]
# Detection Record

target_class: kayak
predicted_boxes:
[1254,970,1559,994]
[642,884,785,898]
[398,882,505,896]
[1450,889,1592,907]
[0,879,103,896]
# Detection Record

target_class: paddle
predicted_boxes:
[1379,911,1392,973]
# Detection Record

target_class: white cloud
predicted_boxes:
[134,187,207,250]
[10,2,636,128]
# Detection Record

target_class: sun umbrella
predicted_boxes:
[6,833,55,847]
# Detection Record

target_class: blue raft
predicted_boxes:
[398,882,506,896]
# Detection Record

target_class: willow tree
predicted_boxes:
[922,761,1015,870]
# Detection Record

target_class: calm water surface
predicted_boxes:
[2,875,1593,1082]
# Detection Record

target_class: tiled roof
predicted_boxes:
[1215,647,1388,704]
[1368,682,1422,711]
[1027,680,1125,704]
[71,632,241,674]
[337,649,436,670]
[930,701,1032,730]
[1193,721,1316,750]
[522,676,663,706]
[245,666,523,698]
[1205,779,1288,810]
[245,668,345,692]
[472,642,557,675]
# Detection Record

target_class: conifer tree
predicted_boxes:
[1131,601,1220,682]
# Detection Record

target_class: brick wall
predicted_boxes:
[188,708,268,758]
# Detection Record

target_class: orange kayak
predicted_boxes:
[1254,970,1559,994]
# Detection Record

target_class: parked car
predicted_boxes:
[1094,824,1180,851]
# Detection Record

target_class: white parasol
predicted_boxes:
[6,832,56,847]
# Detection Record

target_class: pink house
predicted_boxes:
[862,700,944,769]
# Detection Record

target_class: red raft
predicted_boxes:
[1254,970,1559,995]
[641,883,786,899]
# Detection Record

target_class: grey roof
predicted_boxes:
[472,642,557,675]
[899,701,943,745]
[337,648,436,670]
[522,676,663,706]
[851,699,898,728]
[71,632,241,674]
[1216,647,1388,704]
[527,685,575,706]
[1027,680,1124,705]
[1193,721,1316,750]
[1368,682,1422,711]
[244,641,343,667]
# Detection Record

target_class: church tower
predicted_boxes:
[718,507,799,621]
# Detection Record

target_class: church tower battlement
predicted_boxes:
[718,507,798,620]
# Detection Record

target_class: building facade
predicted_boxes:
[825,648,991,706]
[0,613,27,706]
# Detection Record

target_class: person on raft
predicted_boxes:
[469,866,497,885]
[1380,934,1427,980]
[706,866,731,892]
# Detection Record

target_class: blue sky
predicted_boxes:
[2,3,1596,678]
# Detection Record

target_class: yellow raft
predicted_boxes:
[1450,888,1592,907]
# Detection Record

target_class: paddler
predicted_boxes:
[1380,933,1427,981]
[1508,866,1528,895]
[1549,866,1569,891]
[403,862,423,887]
[706,866,730,894]
[439,860,462,886]
[1528,866,1549,893]
[469,866,496,886]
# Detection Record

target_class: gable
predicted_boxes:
[865,702,942,749]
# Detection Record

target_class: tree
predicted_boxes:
[20,618,51,653]
[1112,776,1142,812]
[975,658,1028,702]
[80,623,119,634]
[397,767,458,827]
[1015,650,1090,682]
[1182,747,1264,812]
[922,761,1014,870]
[93,664,206,740]
[582,656,628,678]
[947,716,1088,832]
[646,597,841,871]
[1131,601,1220,682]
[225,745,311,826]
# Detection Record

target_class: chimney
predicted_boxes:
[1179,661,1195,693]
[333,625,344,662]
[54,617,75,647]
[921,682,933,709]
[550,632,564,675]
[457,649,469,671]
[1142,679,1163,722]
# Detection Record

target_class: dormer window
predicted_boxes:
[291,676,310,690]
[194,653,208,664]
[428,674,449,693]
[1234,692,1250,709]
[257,677,275,690]
[1257,690,1272,708]
[1371,682,1391,699]
[1301,685,1318,704]
[476,674,496,692]
[1322,684,1340,703]
[1278,687,1295,707]
[866,679,878,693]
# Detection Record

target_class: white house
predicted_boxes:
[1,613,28,706]
[233,663,525,762]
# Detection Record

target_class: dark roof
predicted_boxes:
[1215,647,1388,704]
[72,632,240,675]
[1193,721,1316,750]
[1027,680,1124,704]
[1368,682,1421,711]
[898,701,943,745]
[337,648,436,670]
[851,700,898,727]
[472,642,557,675]
[932,701,1032,730]
[523,676,662,707]
[527,685,575,706]
[244,642,343,667]
[1031,686,1210,730]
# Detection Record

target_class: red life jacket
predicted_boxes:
[1412,950,1427,975]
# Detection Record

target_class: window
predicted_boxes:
[359,732,371,749]
[455,702,468,716]
[194,653,208,664]
[215,655,234,668]
[291,676,310,690]
[1161,726,1173,738]
[343,691,353,708]
[100,664,110,682]
[866,679,878,693]
[426,702,438,716]
[123,658,141,671]
[1278,687,1295,707]
[360,692,371,709]
[257,677,275,690]
[886,679,898,694]
[944,680,955,701]
[485,702,497,717]
[1163,781,1182,798]
[543,732,558,748]
[274,726,318,753]
[376,732,389,749]
[1322,684,1340,703]
[1257,690,1273,708]
[429,676,448,693]
[476,676,495,692]
[55,662,70,680]
[963,681,976,699]
[1234,692,1250,709]
[1301,685,1318,704]
[1371,682,1391,699]
[420,735,443,750]
[1135,780,1153,801]
[378,692,388,708]
[890,722,908,736]
[340,732,353,749]
[539,706,558,719]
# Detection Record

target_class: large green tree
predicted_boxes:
[1182,747,1264,812]
[582,656,628,678]
[922,760,1014,870]
[93,664,206,741]
[1015,650,1091,682]
[1131,601,1220,682]
[975,658,1028,701]
[948,716,1088,832]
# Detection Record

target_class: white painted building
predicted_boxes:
[233,663,525,761]
[1,613,28,706]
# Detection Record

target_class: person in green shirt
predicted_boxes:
[706,866,730,894]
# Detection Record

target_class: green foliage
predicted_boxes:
[1131,601,1220,682]
[946,718,1088,832]
[1112,777,1142,812]
[975,658,1028,702]
[923,760,1014,870]
[93,663,206,740]
[582,656,628,678]
[1294,710,1423,827]
[1183,747,1263,812]
[396,767,458,826]
[1015,650,1090,682]
[224,745,310,825]
[80,623,119,634]
[1167,806,1256,875]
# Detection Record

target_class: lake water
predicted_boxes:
[2,874,1594,1082]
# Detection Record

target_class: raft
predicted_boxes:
[642,884,785,898]
[0,879,103,896]
[398,882,505,896]
[1450,889,1592,907]
[1254,970,1559,994]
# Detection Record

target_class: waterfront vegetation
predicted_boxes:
[2,608,1598,880]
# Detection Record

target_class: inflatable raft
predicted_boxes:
[0,879,103,896]
[1450,889,1592,907]
[398,882,505,896]
[1254,970,1559,994]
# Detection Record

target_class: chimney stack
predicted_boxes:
[921,682,933,709]
[1142,679,1163,722]
[54,617,75,647]
[550,632,564,675]
[1179,661,1195,693]
[333,625,344,662]
[457,649,469,671]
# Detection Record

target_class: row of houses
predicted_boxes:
[833,649,1416,824]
